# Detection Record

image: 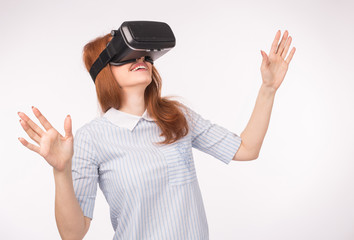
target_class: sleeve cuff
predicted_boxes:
[221,132,242,165]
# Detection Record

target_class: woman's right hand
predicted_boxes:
[18,106,74,173]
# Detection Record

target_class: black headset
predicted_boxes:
[89,21,176,83]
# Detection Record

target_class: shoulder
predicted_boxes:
[74,116,108,137]
[176,102,196,121]
[176,102,204,126]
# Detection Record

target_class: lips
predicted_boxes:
[130,62,148,72]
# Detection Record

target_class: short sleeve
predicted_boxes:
[72,127,99,220]
[183,105,242,164]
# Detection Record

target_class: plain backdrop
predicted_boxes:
[1,0,354,239]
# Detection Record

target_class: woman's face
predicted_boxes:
[110,56,153,89]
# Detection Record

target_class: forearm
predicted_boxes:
[53,166,87,240]
[240,84,276,157]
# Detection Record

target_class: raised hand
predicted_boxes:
[18,107,74,172]
[260,30,296,93]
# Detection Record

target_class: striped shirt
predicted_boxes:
[72,104,242,239]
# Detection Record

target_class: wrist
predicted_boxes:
[260,84,277,96]
[53,164,72,177]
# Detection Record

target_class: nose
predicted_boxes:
[136,56,145,62]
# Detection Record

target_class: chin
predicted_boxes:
[128,77,152,87]
[138,76,152,83]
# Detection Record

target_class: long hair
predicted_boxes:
[82,33,189,145]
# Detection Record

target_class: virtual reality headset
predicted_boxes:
[89,21,176,83]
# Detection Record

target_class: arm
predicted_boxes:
[54,126,99,240]
[233,29,296,161]
[17,107,92,239]
[54,166,91,240]
[233,85,275,161]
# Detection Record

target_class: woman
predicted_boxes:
[17,29,295,239]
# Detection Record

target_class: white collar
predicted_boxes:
[103,107,155,131]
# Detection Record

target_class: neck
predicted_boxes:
[118,88,146,116]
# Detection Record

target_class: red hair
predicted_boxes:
[82,33,189,145]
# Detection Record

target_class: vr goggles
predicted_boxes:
[89,21,176,83]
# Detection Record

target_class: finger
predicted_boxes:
[285,47,296,64]
[64,115,73,138]
[19,119,41,144]
[276,30,289,55]
[18,137,40,154]
[281,36,292,59]
[270,30,281,55]
[260,50,269,69]
[18,111,45,137]
[32,107,54,131]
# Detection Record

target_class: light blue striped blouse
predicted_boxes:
[72,104,242,239]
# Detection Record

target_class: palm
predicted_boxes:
[260,30,296,92]
[39,128,73,171]
[18,107,74,172]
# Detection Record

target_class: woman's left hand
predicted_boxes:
[260,30,296,93]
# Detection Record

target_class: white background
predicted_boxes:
[1,0,354,239]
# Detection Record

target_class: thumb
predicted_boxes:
[64,115,73,138]
[260,50,269,68]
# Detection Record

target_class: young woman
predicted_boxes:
[17,29,295,239]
